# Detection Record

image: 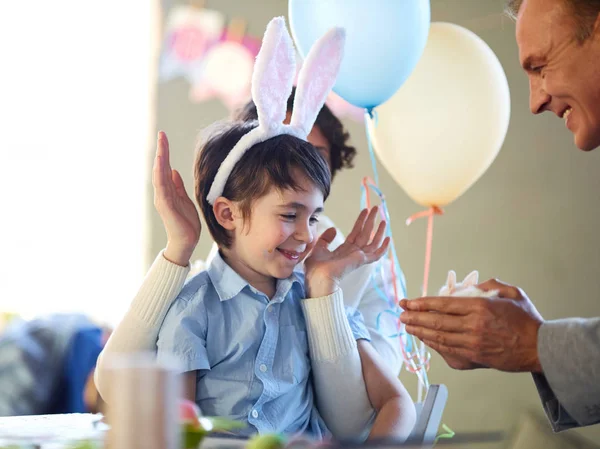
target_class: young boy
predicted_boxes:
[157,122,389,437]
[229,87,405,375]
[99,17,416,441]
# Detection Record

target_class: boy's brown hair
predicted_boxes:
[194,121,331,248]
[233,87,357,180]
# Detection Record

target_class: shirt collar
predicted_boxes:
[207,250,303,302]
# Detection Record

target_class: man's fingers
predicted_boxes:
[400,310,467,332]
[478,279,522,300]
[399,297,478,315]
[422,339,477,368]
[404,325,475,350]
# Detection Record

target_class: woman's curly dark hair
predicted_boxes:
[232,87,357,179]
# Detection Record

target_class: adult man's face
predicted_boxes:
[516,0,600,151]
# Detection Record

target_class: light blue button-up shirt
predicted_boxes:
[157,251,369,438]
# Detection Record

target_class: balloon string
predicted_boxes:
[434,424,456,445]
[364,111,451,434]
[363,114,407,356]
[363,110,403,307]
[406,205,443,402]
[364,109,379,186]
[361,176,401,309]
[362,176,429,393]
[363,110,431,396]
[406,206,443,297]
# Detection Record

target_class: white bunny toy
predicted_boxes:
[438,270,499,298]
[206,16,345,204]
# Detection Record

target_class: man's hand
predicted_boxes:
[399,279,545,373]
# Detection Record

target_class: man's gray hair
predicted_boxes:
[504,0,521,20]
[504,0,600,41]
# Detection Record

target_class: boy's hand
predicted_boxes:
[305,207,389,297]
[153,131,201,266]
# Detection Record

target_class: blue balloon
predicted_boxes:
[289,0,431,110]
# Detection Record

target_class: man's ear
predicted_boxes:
[593,10,600,38]
[213,197,237,231]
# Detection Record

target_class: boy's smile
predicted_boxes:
[221,172,324,298]
[275,248,302,261]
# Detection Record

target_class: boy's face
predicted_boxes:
[228,172,324,288]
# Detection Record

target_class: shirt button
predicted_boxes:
[259,364,267,373]
[251,410,259,418]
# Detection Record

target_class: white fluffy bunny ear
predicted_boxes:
[290,27,346,136]
[252,16,296,129]
[463,270,479,287]
[446,270,457,290]
[206,17,344,205]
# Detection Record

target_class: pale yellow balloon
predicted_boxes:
[372,22,510,207]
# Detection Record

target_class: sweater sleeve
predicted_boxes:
[301,289,376,441]
[94,250,190,401]
[532,318,600,431]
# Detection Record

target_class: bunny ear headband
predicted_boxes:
[206,16,346,205]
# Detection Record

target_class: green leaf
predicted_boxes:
[181,417,246,449]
